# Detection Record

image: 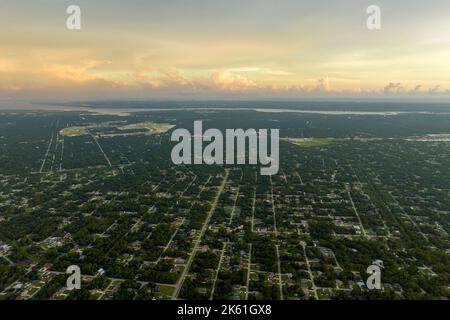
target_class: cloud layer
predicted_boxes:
[1,0,450,100]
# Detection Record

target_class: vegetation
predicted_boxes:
[1,105,449,300]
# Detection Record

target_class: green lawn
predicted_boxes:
[157,284,175,298]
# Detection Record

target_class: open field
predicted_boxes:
[60,122,175,138]
[119,122,175,135]
[283,138,334,148]
[60,126,90,137]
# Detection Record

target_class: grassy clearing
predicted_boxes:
[157,284,175,298]
[120,122,175,135]
[60,122,175,137]
[283,138,334,148]
[60,126,89,137]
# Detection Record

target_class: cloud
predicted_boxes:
[210,70,257,91]
[314,77,331,92]
[0,85,23,92]
[43,60,108,84]
[380,82,448,95]
[0,58,16,72]
[384,82,404,94]
[159,68,193,87]
[2,54,450,100]
[133,71,161,88]
[412,84,423,93]
[429,85,441,93]
[228,67,294,76]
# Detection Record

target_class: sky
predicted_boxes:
[1,0,450,101]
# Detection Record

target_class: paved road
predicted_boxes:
[275,245,284,300]
[88,131,112,167]
[245,243,252,300]
[171,169,230,299]
[346,184,367,238]
[40,130,54,173]
[0,253,14,266]
[302,242,319,300]
[209,242,228,300]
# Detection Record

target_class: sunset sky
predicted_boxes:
[1,0,450,101]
